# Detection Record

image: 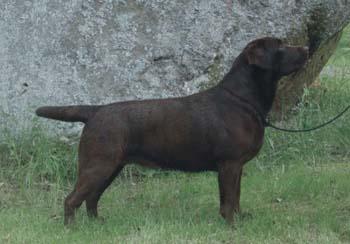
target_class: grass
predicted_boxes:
[0,27,349,243]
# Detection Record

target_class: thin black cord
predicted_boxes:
[265,104,350,133]
[222,87,349,133]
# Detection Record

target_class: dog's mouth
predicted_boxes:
[294,46,310,70]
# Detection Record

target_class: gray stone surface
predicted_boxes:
[1,0,350,134]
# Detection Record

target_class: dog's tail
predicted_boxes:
[35,105,99,123]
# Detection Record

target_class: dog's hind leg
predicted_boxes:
[64,162,123,225]
[218,161,243,223]
[85,165,124,218]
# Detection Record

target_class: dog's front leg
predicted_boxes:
[218,161,242,223]
[234,168,243,213]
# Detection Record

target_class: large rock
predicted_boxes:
[1,0,350,134]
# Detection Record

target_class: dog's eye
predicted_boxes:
[277,47,285,53]
[275,48,285,58]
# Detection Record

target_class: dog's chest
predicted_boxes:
[219,114,265,162]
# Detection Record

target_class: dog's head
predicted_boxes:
[244,37,309,76]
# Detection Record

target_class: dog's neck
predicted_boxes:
[217,55,281,118]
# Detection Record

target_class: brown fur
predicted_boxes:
[36,37,308,225]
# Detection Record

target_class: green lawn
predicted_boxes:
[1,165,349,243]
[0,27,349,243]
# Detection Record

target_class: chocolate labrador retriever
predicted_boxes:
[36,37,308,225]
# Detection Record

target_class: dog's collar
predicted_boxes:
[221,88,269,128]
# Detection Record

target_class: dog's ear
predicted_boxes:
[246,46,273,70]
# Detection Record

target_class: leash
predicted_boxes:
[265,104,350,133]
[222,87,350,133]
